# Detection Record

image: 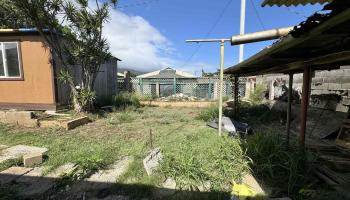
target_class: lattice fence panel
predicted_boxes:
[118,77,246,100]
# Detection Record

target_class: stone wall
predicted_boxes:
[256,67,350,113]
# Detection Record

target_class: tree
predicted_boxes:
[7,0,116,112]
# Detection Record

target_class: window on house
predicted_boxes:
[0,42,21,78]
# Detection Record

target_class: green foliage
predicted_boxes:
[113,92,141,109]
[242,132,318,199]
[7,0,116,112]
[249,84,266,104]
[76,88,96,111]
[0,0,33,28]
[160,135,250,191]
[197,103,219,121]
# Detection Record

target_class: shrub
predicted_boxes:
[249,84,266,104]
[160,134,250,191]
[242,132,318,199]
[113,92,141,109]
[197,103,220,122]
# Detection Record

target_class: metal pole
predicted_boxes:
[286,73,293,149]
[234,76,239,119]
[239,0,246,63]
[300,67,311,149]
[218,40,225,137]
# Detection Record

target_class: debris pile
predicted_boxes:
[159,93,199,101]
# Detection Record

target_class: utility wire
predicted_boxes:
[249,0,266,30]
[285,7,308,18]
[181,0,234,68]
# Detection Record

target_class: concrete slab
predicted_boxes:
[2,145,48,157]
[17,164,77,198]
[87,156,133,183]
[242,173,266,196]
[46,163,77,178]
[143,148,162,176]
[0,166,33,185]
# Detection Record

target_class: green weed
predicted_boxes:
[242,132,318,199]
[197,103,219,122]
[160,134,250,191]
[113,92,141,109]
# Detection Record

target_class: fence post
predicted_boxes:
[173,77,176,95]
[208,78,212,99]
[140,78,143,95]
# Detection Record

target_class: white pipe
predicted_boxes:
[218,40,225,137]
[231,27,294,45]
[239,0,246,63]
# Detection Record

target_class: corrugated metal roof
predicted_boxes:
[262,0,333,7]
[224,8,350,76]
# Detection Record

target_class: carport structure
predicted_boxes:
[225,2,350,148]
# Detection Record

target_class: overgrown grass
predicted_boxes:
[197,103,219,121]
[160,134,250,191]
[113,92,141,109]
[242,132,318,199]
[0,106,244,198]
[249,84,266,105]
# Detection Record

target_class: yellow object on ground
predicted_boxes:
[231,182,266,200]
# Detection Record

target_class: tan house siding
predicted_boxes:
[0,35,56,110]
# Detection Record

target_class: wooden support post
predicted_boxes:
[300,67,312,149]
[286,73,293,149]
[234,76,239,119]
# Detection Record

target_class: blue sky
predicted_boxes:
[104,0,324,75]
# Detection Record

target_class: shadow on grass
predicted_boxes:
[0,172,234,200]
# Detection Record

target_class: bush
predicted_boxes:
[113,92,141,109]
[249,84,266,104]
[197,103,220,122]
[160,134,250,191]
[242,132,318,199]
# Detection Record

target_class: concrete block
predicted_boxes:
[65,116,90,130]
[5,111,34,121]
[2,145,48,158]
[328,83,342,90]
[23,153,43,167]
[0,166,33,185]
[143,148,162,176]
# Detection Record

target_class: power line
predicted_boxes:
[249,0,266,30]
[285,7,308,18]
[181,0,234,68]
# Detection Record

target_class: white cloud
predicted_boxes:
[102,7,175,72]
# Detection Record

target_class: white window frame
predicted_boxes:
[0,42,22,79]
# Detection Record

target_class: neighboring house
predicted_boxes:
[0,29,120,111]
[136,67,198,97]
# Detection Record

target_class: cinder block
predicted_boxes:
[65,116,90,130]
[23,153,43,167]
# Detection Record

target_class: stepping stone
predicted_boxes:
[16,164,77,198]
[72,156,133,193]
[87,156,133,183]
[241,173,266,197]
[46,163,77,178]
[0,145,48,163]
[0,166,33,185]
